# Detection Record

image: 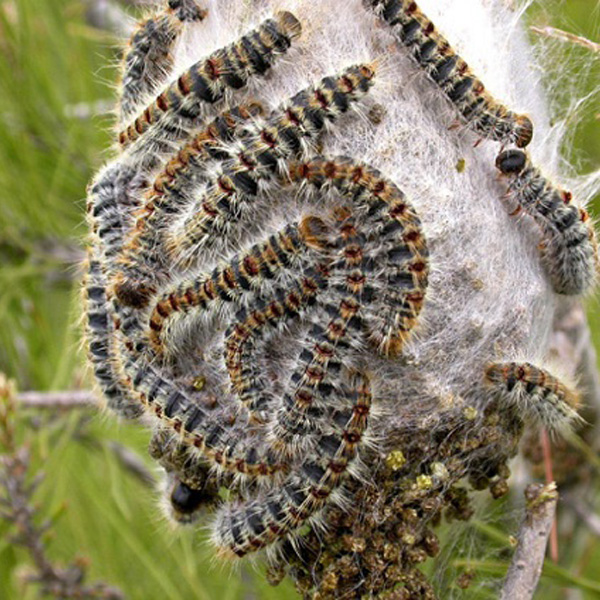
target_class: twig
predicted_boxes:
[16,391,97,409]
[107,441,156,486]
[500,483,559,600]
[0,376,125,599]
[15,390,155,485]
[531,26,600,55]
[539,431,558,562]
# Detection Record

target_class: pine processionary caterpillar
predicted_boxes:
[496,149,599,295]
[287,156,429,358]
[147,218,330,354]
[112,102,266,309]
[83,252,143,419]
[484,362,581,435]
[167,0,207,23]
[364,0,533,147]
[121,348,290,477]
[268,217,369,452]
[149,428,222,524]
[119,1,207,126]
[261,156,428,455]
[223,265,329,425]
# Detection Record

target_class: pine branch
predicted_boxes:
[0,376,125,599]
[16,391,97,409]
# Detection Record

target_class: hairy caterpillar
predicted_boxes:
[496,149,598,295]
[112,65,375,310]
[118,2,207,125]
[113,102,265,309]
[484,362,580,435]
[364,0,533,147]
[212,372,372,558]
[167,65,377,266]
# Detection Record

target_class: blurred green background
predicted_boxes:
[0,0,598,598]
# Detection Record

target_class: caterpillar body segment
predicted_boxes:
[119,1,208,126]
[118,11,302,149]
[87,163,143,269]
[112,102,265,310]
[213,373,372,558]
[167,0,208,23]
[85,164,152,419]
[287,156,429,357]
[170,64,377,262]
[364,0,533,148]
[225,267,329,424]
[87,134,189,274]
[148,219,330,354]
[484,362,581,435]
[83,252,143,420]
[496,150,599,295]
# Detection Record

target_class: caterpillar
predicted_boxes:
[112,64,376,309]
[112,102,265,309]
[118,1,207,125]
[224,266,329,424]
[496,149,598,295]
[146,218,330,354]
[167,64,377,269]
[484,362,581,435]
[149,427,222,524]
[83,251,142,419]
[364,0,533,147]
[287,156,429,358]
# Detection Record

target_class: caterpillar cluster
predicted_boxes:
[84,0,594,568]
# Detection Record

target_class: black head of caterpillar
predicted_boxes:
[496,149,528,175]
